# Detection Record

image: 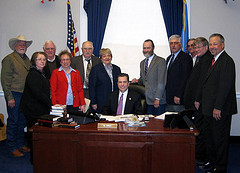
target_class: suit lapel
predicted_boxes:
[114,91,120,113]
[203,51,224,83]
[100,63,112,84]
[78,55,85,81]
[168,51,182,71]
[59,70,68,84]
[124,91,133,114]
[145,55,157,78]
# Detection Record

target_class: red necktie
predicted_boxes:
[211,58,215,67]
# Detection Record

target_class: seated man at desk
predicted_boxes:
[102,73,143,115]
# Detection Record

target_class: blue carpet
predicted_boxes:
[0,140,33,173]
[0,139,239,173]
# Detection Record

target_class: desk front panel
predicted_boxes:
[32,119,196,173]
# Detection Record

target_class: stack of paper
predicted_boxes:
[50,104,67,117]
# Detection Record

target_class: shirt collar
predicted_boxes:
[83,55,92,62]
[58,66,76,72]
[103,63,113,70]
[214,50,224,62]
[47,56,56,62]
[172,49,181,57]
[119,89,128,95]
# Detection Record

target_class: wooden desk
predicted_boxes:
[32,118,197,173]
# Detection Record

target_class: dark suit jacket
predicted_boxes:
[101,89,143,115]
[184,51,213,109]
[71,55,101,84]
[43,55,60,80]
[166,50,192,105]
[196,51,237,116]
[89,63,121,113]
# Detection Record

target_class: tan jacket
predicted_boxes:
[1,51,30,101]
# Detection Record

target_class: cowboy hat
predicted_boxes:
[9,35,32,50]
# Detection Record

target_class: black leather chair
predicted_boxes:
[129,83,147,114]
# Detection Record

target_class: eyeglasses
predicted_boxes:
[36,58,46,61]
[187,44,194,48]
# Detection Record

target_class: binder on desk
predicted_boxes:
[164,109,195,129]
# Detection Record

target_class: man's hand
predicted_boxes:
[8,99,15,108]
[213,108,221,120]
[131,78,138,83]
[154,99,160,108]
[92,104,97,110]
[174,96,180,104]
[194,101,200,110]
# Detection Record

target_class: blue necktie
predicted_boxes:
[145,58,149,75]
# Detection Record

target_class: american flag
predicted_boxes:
[67,0,79,57]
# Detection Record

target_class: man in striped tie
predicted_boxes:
[131,39,167,115]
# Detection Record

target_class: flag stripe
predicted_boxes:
[67,0,79,57]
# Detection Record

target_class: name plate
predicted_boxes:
[97,123,118,129]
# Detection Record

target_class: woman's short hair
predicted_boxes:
[58,50,72,61]
[31,51,47,66]
[99,48,112,58]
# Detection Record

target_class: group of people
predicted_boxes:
[1,33,237,173]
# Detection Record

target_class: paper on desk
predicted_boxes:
[155,112,178,120]
[100,114,147,122]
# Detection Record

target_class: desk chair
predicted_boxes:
[129,83,147,114]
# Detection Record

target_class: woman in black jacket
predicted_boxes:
[20,51,52,128]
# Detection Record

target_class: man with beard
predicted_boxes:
[1,35,32,157]
[132,39,167,115]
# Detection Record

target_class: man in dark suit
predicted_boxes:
[71,41,101,98]
[166,34,192,112]
[132,39,167,115]
[184,37,213,164]
[102,73,143,115]
[187,38,198,66]
[184,37,212,110]
[195,33,237,173]
[43,40,60,80]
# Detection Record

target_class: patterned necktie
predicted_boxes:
[116,93,124,115]
[145,58,149,75]
[85,59,91,87]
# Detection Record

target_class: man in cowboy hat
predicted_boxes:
[1,35,32,157]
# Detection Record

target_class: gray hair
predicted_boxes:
[43,40,56,50]
[169,34,182,43]
[195,37,209,47]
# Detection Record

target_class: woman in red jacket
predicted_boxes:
[50,50,86,112]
